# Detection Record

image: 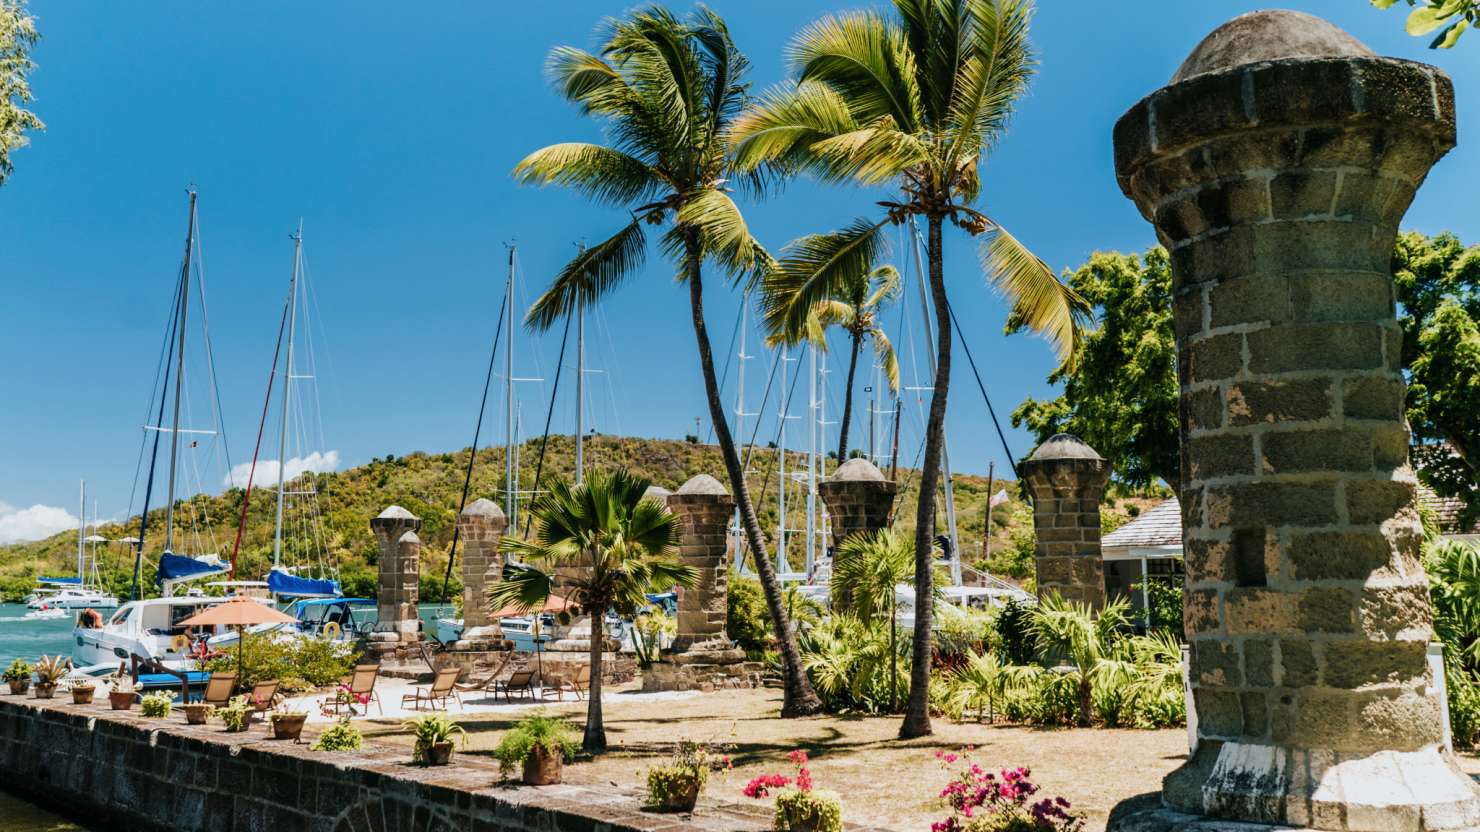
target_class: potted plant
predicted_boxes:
[216,695,251,733]
[743,751,842,832]
[406,713,466,766]
[105,669,135,710]
[645,739,732,813]
[493,712,577,785]
[3,659,32,695]
[270,709,309,741]
[31,655,71,700]
[310,718,363,751]
[140,692,174,718]
[183,702,213,725]
[68,678,96,705]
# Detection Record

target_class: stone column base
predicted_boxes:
[642,647,759,692]
[1113,743,1480,832]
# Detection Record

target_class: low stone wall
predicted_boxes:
[0,695,775,832]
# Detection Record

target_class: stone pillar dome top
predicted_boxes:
[1027,433,1103,462]
[827,457,886,482]
[676,474,729,496]
[376,505,417,520]
[642,485,673,501]
[1171,10,1373,83]
[460,498,505,519]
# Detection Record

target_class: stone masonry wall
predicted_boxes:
[1018,440,1110,609]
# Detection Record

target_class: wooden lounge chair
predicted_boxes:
[495,668,536,703]
[401,667,462,712]
[321,664,382,716]
[200,672,237,707]
[245,679,280,726]
[453,652,519,697]
[542,664,591,701]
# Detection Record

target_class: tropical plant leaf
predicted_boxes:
[981,220,1090,371]
[762,218,890,343]
[728,81,858,176]
[525,219,647,332]
[790,10,923,132]
[512,143,663,207]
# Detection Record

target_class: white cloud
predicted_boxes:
[0,501,81,545]
[227,450,340,489]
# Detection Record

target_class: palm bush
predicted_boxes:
[799,614,910,714]
[832,528,915,709]
[733,0,1089,737]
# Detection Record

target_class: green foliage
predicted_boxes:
[419,573,462,605]
[1012,247,1178,489]
[32,654,69,685]
[311,718,363,751]
[935,610,998,665]
[647,763,708,809]
[203,635,358,693]
[1426,537,1480,748]
[727,570,772,655]
[140,692,174,718]
[3,658,31,682]
[216,696,251,732]
[0,0,42,185]
[493,712,578,774]
[631,607,675,668]
[1374,0,1475,47]
[773,789,843,832]
[405,713,466,763]
[798,614,910,714]
[1138,577,1184,640]
[993,600,1035,666]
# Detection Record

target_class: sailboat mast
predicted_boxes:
[806,345,817,574]
[162,189,197,554]
[504,245,516,526]
[575,302,585,485]
[76,480,85,582]
[273,223,303,569]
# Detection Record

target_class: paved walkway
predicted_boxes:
[283,677,702,723]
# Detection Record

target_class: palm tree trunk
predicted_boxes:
[683,230,822,717]
[584,607,606,752]
[1078,675,1092,728]
[890,599,899,713]
[899,214,950,739]
[835,332,862,462]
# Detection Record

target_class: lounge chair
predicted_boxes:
[401,667,462,711]
[495,668,536,703]
[200,672,237,707]
[542,664,591,701]
[321,664,382,716]
[453,652,519,696]
[245,679,280,726]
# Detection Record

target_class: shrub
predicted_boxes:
[742,750,842,832]
[312,718,363,751]
[644,739,731,810]
[405,713,466,763]
[493,712,578,775]
[203,635,358,693]
[933,752,1083,832]
[799,614,910,714]
[216,696,251,732]
[993,600,1035,666]
[1139,577,1184,639]
[140,692,174,718]
[727,570,770,655]
[935,609,995,667]
[3,659,31,683]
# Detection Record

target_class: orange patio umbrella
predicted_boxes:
[488,593,573,620]
[178,598,298,682]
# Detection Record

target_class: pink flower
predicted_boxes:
[788,749,809,766]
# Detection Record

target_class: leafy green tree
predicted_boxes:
[1012,247,1178,490]
[832,529,914,710]
[0,0,41,186]
[1009,593,1133,727]
[489,468,694,752]
[732,0,1088,739]
[1373,0,1476,48]
[511,6,822,716]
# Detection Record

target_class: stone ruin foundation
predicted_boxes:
[1019,434,1110,609]
[1110,10,1472,832]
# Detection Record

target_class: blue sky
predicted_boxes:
[0,0,1476,542]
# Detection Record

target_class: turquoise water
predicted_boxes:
[0,603,78,670]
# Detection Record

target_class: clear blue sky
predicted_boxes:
[1,1,1475,542]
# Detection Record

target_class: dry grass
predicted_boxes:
[362,684,1187,831]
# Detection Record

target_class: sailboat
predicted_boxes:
[25,481,119,611]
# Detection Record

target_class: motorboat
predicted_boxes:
[28,585,120,610]
[72,593,263,672]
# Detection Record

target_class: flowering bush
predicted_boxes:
[933,750,1082,832]
[742,750,842,832]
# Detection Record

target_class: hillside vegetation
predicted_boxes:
[0,434,1158,602]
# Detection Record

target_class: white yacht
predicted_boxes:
[72,592,250,672]
[28,585,120,611]
[27,482,121,610]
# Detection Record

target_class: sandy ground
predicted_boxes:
[339,684,1188,832]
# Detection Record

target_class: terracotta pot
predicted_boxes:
[270,714,307,741]
[33,683,56,700]
[421,741,454,766]
[7,680,29,696]
[657,778,702,813]
[109,690,134,711]
[521,745,563,785]
[70,687,95,705]
[184,704,211,725]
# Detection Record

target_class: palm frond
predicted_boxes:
[870,328,902,393]
[946,0,1034,166]
[485,563,555,615]
[512,143,663,207]
[864,264,903,309]
[894,0,969,126]
[805,123,932,185]
[762,217,890,344]
[676,188,763,279]
[980,219,1090,370]
[790,10,923,133]
[728,81,858,175]
[525,219,648,332]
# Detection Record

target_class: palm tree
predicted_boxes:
[1016,592,1134,727]
[488,468,695,752]
[831,528,913,710]
[511,6,823,715]
[770,261,901,461]
[730,0,1088,737]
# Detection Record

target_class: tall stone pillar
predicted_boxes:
[1111,11,1469,831]
[1018,434,1109,608]
[454,498,507,650]
[370,505,421,647]
[817,458,897,611]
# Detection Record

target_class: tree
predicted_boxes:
[1012,248,1178,490]
[1017,592,1133,727]
[832,528,913,710]
[1373,0,1476,48]
[731,0,1088,738]
[0,0,42,186]
[511,6,822,716]
[770,263,901,461]
[488,468,695,752]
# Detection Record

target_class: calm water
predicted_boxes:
[0,603,78,670]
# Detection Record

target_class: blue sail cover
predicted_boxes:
[267,568,340,598]
[37,576,82,585]
[155,553,227,587]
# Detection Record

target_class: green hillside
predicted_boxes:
[0,434,1062,602]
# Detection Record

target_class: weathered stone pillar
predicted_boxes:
[1018,434,1109,608]
[817,458,897,611]
[666,475,735,652]
[370,505,421,646]
[454,498,507,649]
[1111,10,1468,831]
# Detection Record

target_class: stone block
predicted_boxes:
[1225,378,1333,426]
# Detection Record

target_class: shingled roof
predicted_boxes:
[1419,486,1480,535]
[1101,498,1182,552]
